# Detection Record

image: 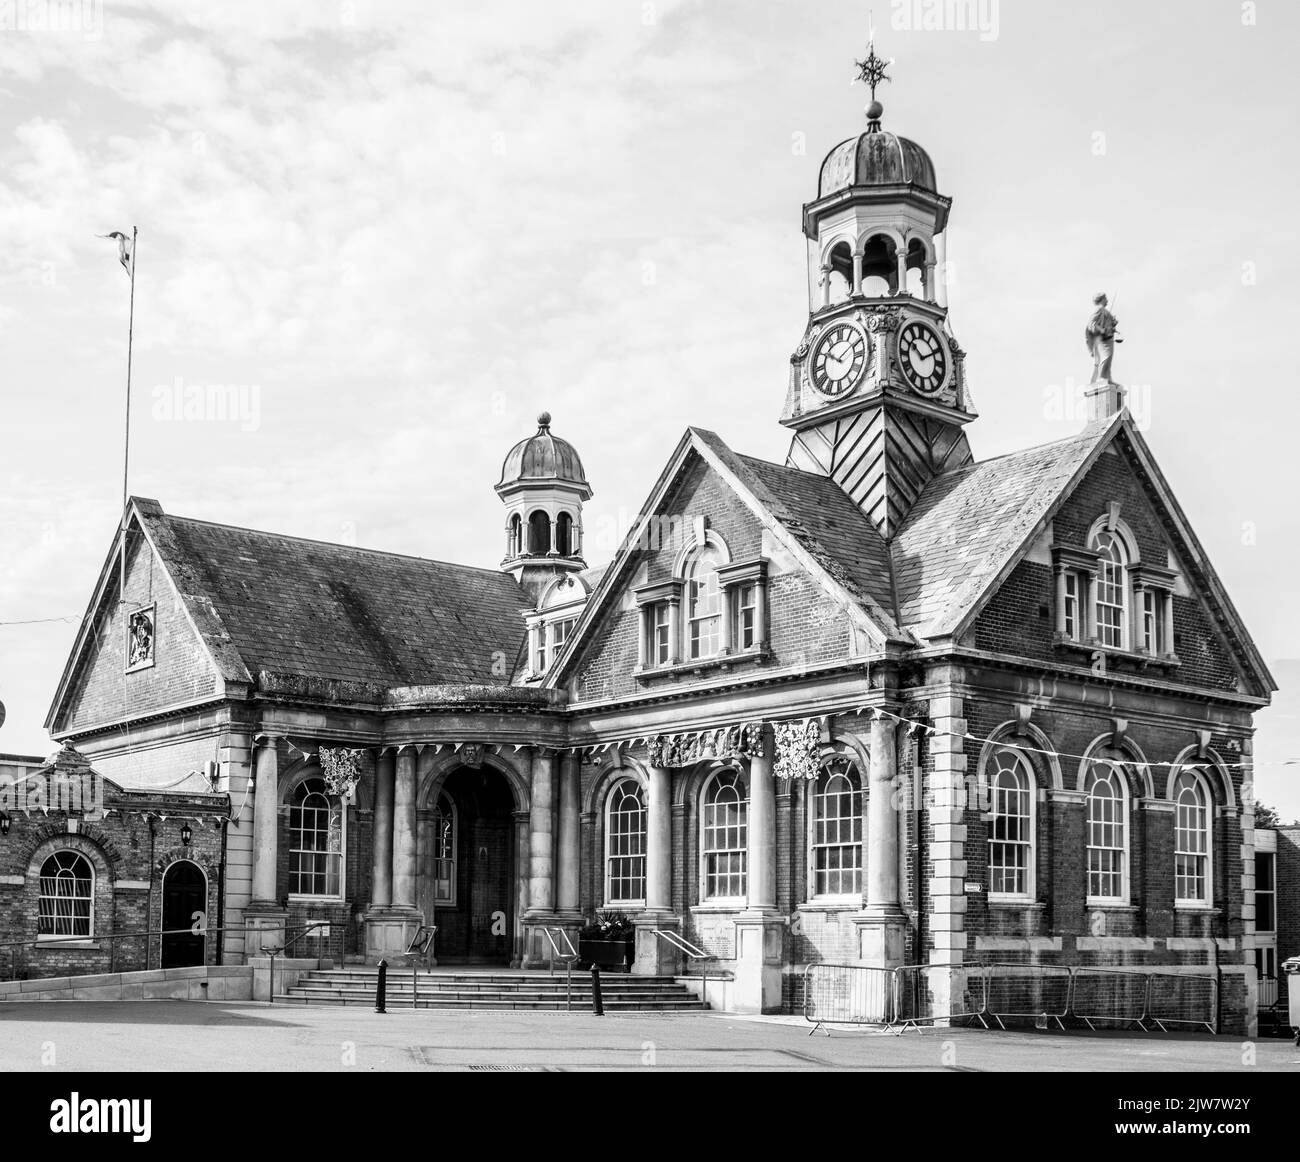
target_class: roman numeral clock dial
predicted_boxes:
[898,320,948,395]
[810,323,867,396]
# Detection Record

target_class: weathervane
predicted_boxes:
[853,12,893,100]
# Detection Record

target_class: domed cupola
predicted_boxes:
[495,412,593,600]
[498,411,591,493]
[818,113,938,198]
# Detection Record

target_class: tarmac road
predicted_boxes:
[0,1001,1297,1072]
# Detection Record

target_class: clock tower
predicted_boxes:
[782,44,975,539]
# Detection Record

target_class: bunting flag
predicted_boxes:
[98,229,133,276]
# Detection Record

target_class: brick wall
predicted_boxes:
[973,449,1246,696]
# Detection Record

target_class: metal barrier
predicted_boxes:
[892,964,989,1029]
[1069,967,1149,1030]
[803,963,895,1034]
[983,963,1073,1030]
[1142,971,1218,1034]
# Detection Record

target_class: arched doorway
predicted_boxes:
[161,861,206,968]
[420,766,516,964]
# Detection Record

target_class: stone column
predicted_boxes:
[667,598,681,665]
[1055,568,1068,637]
[512,809,530,968]
[635,762,681,976]
[747,748,776,911]
[935,232,949,308]
[370,751,395,908]
[245,735,287,958]
[364,748,418,963]
[250,736,279,906]
[851,248,864,296]
[556,753,581,918]
[522,747,556,967]
[854,712,908,970]
[734,728,784,1012]
[636,607,649,669]
[820,264,831,307]
[1162,592,1176,657]
[924,260,936,302]
[392,747,418,908]
[894,247,908,295]
[754,580,768,648]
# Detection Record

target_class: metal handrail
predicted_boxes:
[540,927,578,1010]
[652,928,714,1006]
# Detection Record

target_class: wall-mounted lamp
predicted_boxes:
[180,821,193,846]
[0,812,10,837]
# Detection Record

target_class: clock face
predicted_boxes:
[810,323,867,396]
[898,321,948,395]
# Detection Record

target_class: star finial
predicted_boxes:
[853,19,894,126]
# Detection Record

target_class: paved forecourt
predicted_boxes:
[0,1002,1295,1072]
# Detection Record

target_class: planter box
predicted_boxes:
[578,938,633,972]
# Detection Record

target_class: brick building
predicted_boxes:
[30,70,1275,1030]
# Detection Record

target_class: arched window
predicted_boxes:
[38,851,93,938]
[701,768,748,901]
[605,778,646,905]
[555,512,574,557]
[1090,528,1129,649]
[687,545,723,660]
[1086,762,1127,902]
[507,513,522,558]
[289,777,344,898]
[810,756,863,898]
[987,748,1034,900]
[1173,769,1211,905]
[527,510,551,555]
[431,793,456,906]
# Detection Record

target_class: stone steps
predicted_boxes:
[276,969,708,1011]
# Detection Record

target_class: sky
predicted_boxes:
[1,0,1298,811]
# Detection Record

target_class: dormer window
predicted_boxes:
[635,554,768,675]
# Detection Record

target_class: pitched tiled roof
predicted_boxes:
[736,454,903,635]
[140,507,531,688]
[891,419,1116,636]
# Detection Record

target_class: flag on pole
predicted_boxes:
[98,230,133,277]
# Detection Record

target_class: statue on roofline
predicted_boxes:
[1085,292,1122,384]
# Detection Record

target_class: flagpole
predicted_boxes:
[120,225,137,607]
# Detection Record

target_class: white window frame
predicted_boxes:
[808,756,863,901]
[651,602,671,666]
[1063,571,1080,640]
[288,776,346,901]
[987,748,1035,903]
[37,850,95,939]
[733,582,758,651]
[430,793,456,907]
[1173,768,1212,906]
[686,546,724,660]
[604,777,647,907]
[700,767,748,903]
[1090,529,1129,650]
[1085,762,1128,905]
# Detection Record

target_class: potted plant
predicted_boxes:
[577,910,636,972]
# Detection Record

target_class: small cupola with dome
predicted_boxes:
[496,412,593,600]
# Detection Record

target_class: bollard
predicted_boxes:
[375,958,388,1014]
[591,965,604,1017]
